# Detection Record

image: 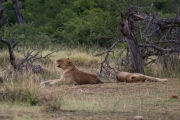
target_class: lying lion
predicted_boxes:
[40,58,103,86]
[116,72,168,83]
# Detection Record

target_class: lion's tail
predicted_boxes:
[145,76,168,82]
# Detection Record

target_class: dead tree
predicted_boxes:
[11,0,25,24]
[119,7,180,71]
[0,37,58,73]
[98,7,180,75]
[120,11,144,74]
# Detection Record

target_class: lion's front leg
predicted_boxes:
[40,78,64,86]
[49,79,65,85]
[40,80,54,86]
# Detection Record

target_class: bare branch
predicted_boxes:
[95,39,125,56]
[139,44,180,53]
[0,37,59,73]
[99,39,125,76]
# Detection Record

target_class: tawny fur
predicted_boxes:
[116,72,168,83]
[40,58,102,86]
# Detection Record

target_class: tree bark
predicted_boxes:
[0,0,4,27]
[0,38,17,69]
[120,12,144,74]
[12,0,25,24]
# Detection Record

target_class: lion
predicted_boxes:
[116,72,168,83]
[40,58,103,86]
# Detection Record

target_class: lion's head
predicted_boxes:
[126,74,146,83]
[56,58,73,70]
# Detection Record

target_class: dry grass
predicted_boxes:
[55,80,180,119]
[0,49,180,120]
[1,79,180,120]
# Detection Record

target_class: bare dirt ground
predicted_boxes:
[0,78,180,120]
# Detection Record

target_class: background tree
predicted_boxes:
[0,0,4,27]
[11,0,25,24]
[0,0,180,76]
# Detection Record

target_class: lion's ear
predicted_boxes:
[67,61,72,66]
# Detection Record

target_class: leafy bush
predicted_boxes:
[55,10,118,47]
[0,24,57,48]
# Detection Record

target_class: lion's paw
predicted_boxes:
[40,81,53,87]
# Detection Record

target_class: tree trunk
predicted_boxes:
[120,13,144,74]
[12,0,25,24]
[0,38,17,70]
[0,1,4,27]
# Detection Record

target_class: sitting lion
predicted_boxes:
[40,58,102,86]
[116,72,168,83]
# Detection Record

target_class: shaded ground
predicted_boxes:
[1,78,180,120]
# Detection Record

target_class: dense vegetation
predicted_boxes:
[1,0,179,48]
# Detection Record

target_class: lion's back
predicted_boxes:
[71,70,101,84]
[116,72,129,82]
